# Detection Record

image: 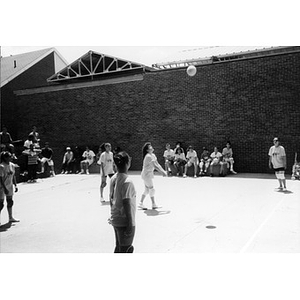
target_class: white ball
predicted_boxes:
[187,65,197,77]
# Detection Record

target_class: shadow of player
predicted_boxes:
[144,209,171,217]
[0,222,13,232]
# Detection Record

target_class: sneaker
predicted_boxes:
[86,170,90,175]
[80,170,85,174]
[194,175,197,178]
[9,217,20,223]
[275,187,283,191]
[283,188,287,192]
[138,203,147,210]
[152,205,162,209]
[231,170,237,174]
[183,174,187,178]
[61,171,65,174]
[100,197,105,203]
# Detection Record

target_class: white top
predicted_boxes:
[186,150,197,163]
[268,145,286,168]
[98,151,115,176]
[110,173,136,227]
[0,162,15,196]
[210,152,222,160]
[163,149,175,159]
[82,150,95,165]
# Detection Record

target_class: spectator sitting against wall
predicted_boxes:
[199,147,211,176]
[209,147,224,176]
[163,143,175,176]
[174,147,186,176]
[22,144,41,183]
[80,146,95,175]
[183,145,198,178]
[222,141,237,174]
[61,147,74,174]
[38,142,55,176]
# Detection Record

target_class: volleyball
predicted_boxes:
[187,65,197,77]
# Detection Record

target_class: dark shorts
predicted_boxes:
[273,167,285,172]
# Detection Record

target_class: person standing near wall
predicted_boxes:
[98,143,115,203]
[138,142,167,210]
[0,151,19,225]
[268,137,287,191]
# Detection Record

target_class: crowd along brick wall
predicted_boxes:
[14,51,300,173]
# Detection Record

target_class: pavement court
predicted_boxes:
[0,171,299,253]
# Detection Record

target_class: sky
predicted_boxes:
[0,46,205,66]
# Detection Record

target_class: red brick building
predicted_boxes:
[6,47,300,173]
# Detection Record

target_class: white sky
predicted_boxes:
[0,45,204,66]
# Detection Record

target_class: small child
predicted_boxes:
[109,151,136,253]
[98,143,115,203]
[22,144,41,183]
[0,151,19,224]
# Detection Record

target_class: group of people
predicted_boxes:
[0,128,290,253]
[163,141,237,178]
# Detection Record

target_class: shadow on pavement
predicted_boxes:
[0,222,13,232]
[144,210,171,217]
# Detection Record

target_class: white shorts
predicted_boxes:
[41,157,54,166]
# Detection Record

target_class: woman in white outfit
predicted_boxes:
[139,142,167,210]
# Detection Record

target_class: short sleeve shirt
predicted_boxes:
[99,151,114,176]
[269,145,286,169]
[163,149,175,159]
[186,150,197,163]
[82,150,95,165]
[141,153,157,179]
[110,173,136,227]
[0,162,15,196]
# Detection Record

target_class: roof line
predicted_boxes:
[0,48,67,87]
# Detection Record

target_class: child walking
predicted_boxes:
[98,143,115,203]
[0,151,19,224]
[109,151,136,253]
[22,144,41,183]
[139,142,167,210]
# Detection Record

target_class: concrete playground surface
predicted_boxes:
[0,171,299,253]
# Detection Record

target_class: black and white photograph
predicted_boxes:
[1,1,299,299]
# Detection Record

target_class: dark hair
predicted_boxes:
[99,143,106,152]
[113,151,130,170]
[175,147,182,154]
[0,151,11,162]
[226,141,231,146]
[142,142,151,159]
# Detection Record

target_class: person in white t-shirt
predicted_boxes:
[80,146,95,175]
[183,145,198,178]
[268,137,287,191]
[98,143,115,202]
[109,151,136,253]
[163,143,175,175]
[222,141,237,174]
[0,151,19,224]
[138,142,167,210]
[209,147,224,176]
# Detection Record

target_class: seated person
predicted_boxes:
[39,142,55,176]
[174,147,186,176]
[163,143,175,175]
[222,141,237,174]
[209,147,224,176]
[80,146,95,174]
[183,145,198,178]
[61,147,74,174]
[199,147,211,175]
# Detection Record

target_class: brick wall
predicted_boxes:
[14,52,300,173]
[1,52,56,137]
